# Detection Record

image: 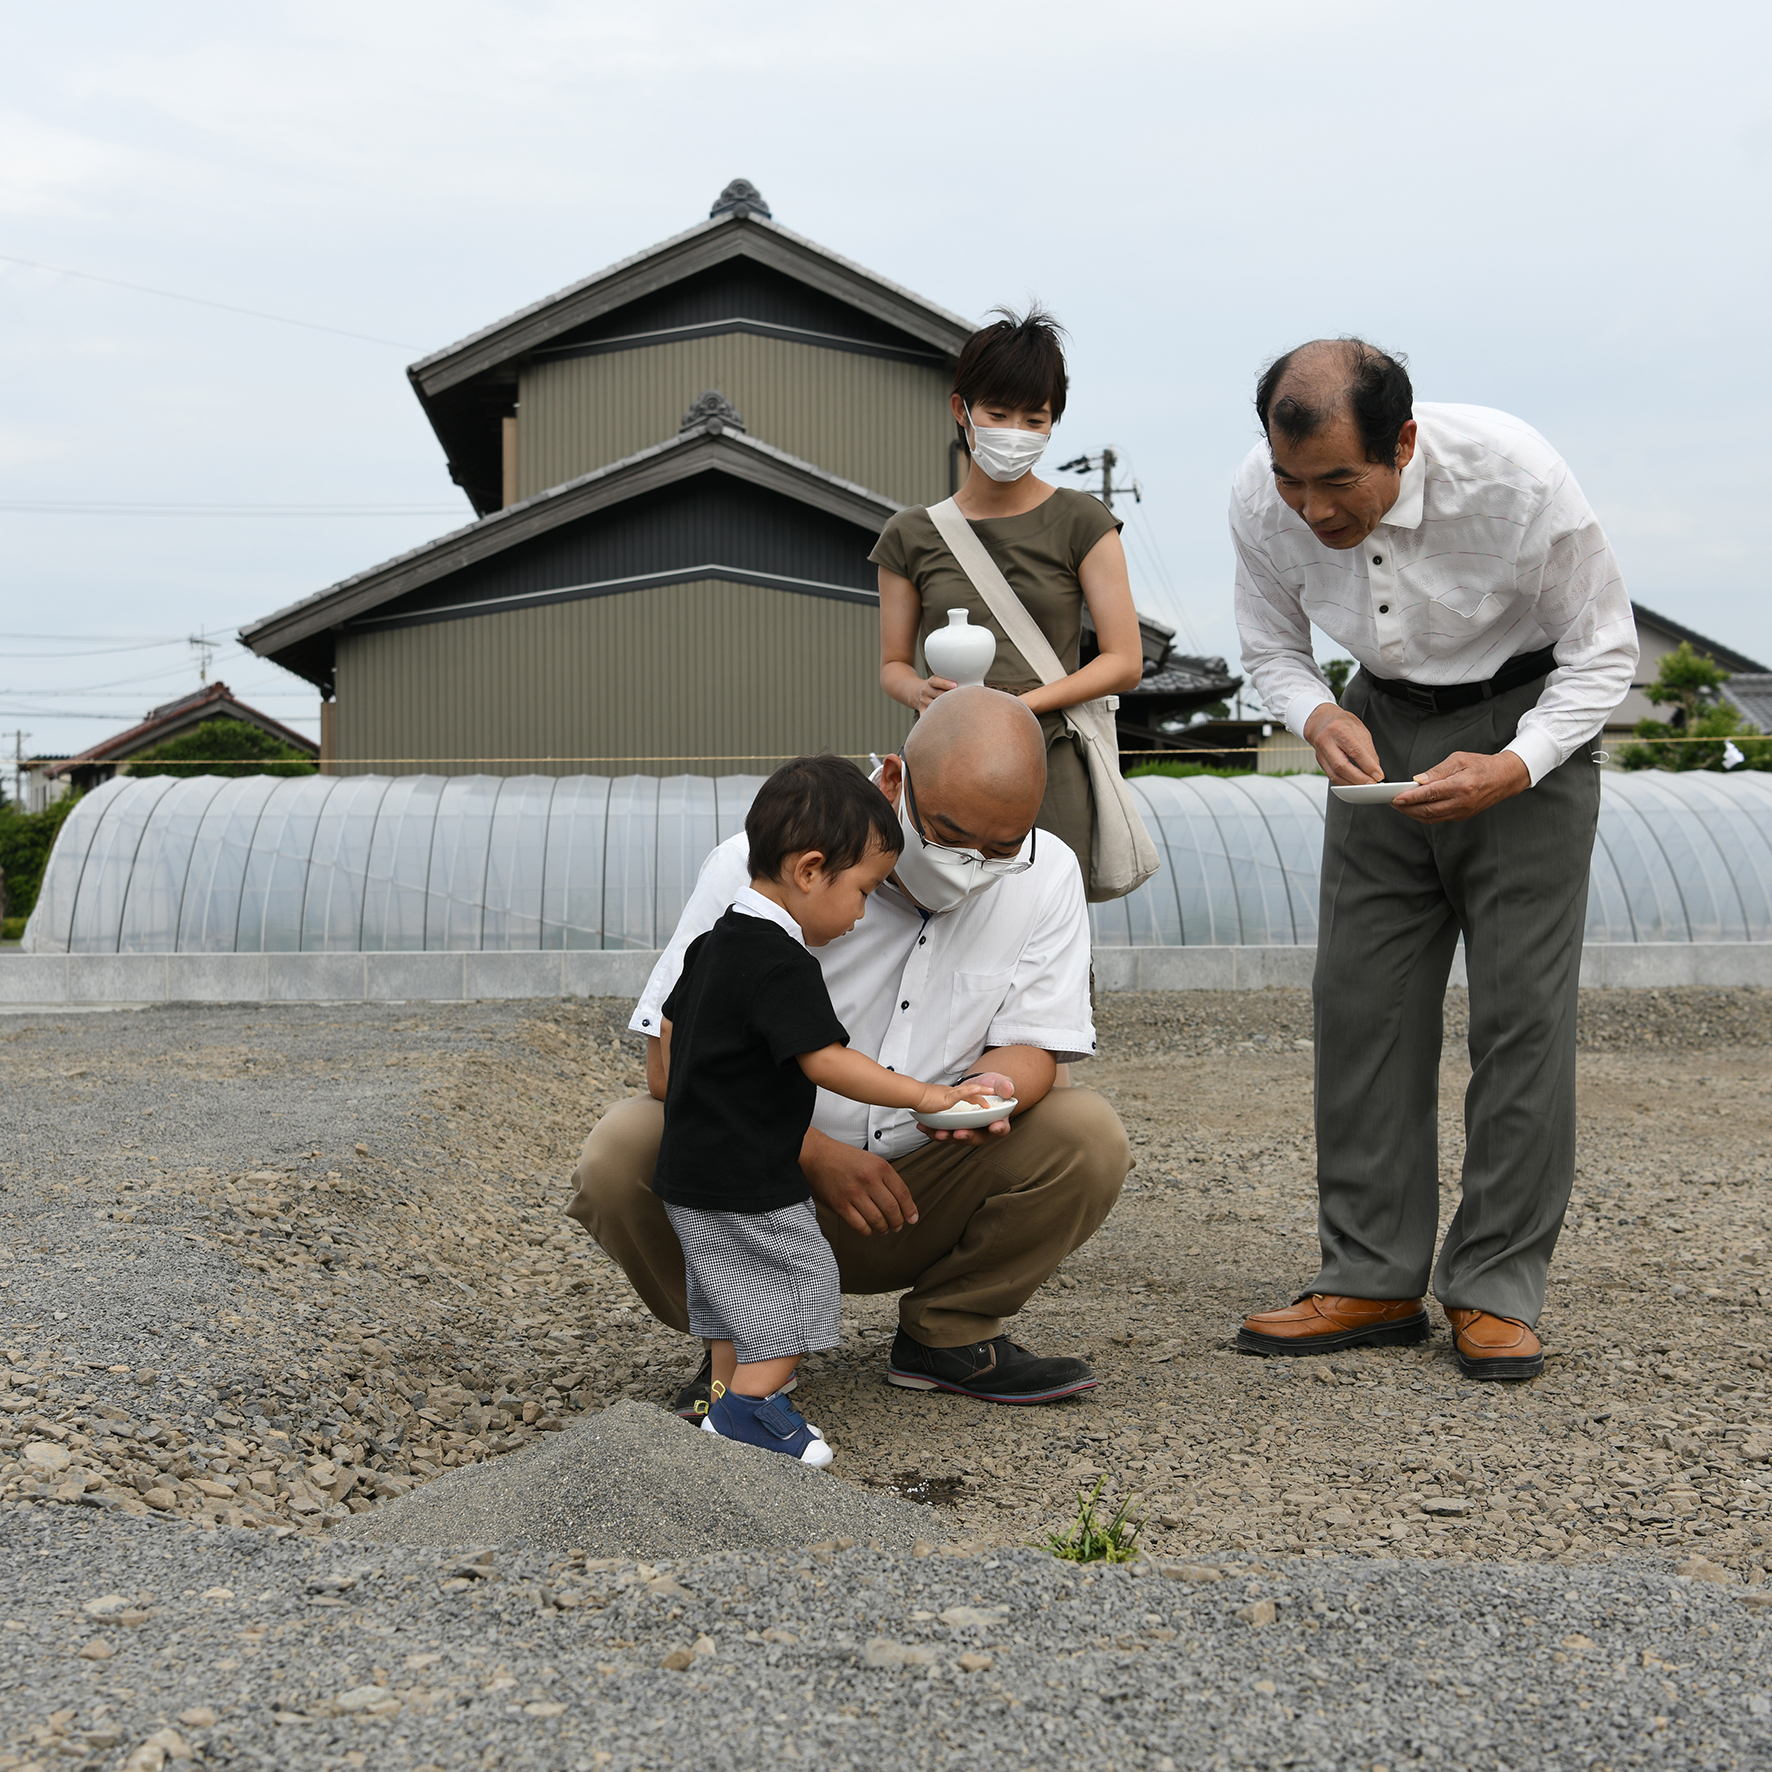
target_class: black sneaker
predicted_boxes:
[885,1329,1095,1404]
[670,1351,714,1420]
[669,1351,793,1419]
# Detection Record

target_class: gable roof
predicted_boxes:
[239,413,903,690]
[412,207,974,399]
[48,682,317,779]
[1720,674,1772,732]
[1633,601,1769,675]
[409,190,975,513]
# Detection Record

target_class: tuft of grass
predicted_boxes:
[1039,1476,1144,1564]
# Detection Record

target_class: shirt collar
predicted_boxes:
[730,884,807,947]
[1379,439,1426,531]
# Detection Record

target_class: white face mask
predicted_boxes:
[890,772,1033,913]
[964,403,1049,483]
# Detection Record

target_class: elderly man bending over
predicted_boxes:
[569,688,1131,1414]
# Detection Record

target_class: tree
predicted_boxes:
[1321,659,1355,704]
[1618,641,1772,772]
[0,794,82,924]
[125,717,316,779]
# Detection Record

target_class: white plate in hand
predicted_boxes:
[917,1095,1017,1130]
[1330,781,1419,804]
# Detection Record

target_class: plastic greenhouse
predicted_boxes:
[23,769,1772,955]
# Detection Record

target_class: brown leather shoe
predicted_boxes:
[1236,1294,1428,1357]
[1445,1309,1543,1380]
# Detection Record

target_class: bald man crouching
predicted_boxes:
[568,688,1131,1413]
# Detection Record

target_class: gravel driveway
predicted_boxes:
[2,987,1769,1769]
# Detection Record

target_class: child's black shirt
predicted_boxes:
[653,907,849,1212]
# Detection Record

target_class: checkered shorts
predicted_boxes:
[663,1199,841,1366]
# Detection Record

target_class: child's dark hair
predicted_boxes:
[746,754,903,882]
[953,306,1069,449]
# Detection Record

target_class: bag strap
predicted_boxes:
[926,498,1069,690]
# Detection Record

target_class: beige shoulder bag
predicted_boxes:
[924,497,1160,901]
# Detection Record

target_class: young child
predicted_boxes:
[654,754,1010,1466]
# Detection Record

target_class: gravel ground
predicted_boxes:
[338,1400,933,1559]
[1,1504,1767,1771]
[2,987,1770,1769]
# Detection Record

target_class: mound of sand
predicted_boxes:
[338,1399,941,1558]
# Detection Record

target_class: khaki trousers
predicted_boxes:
[567,1087,1131,1347]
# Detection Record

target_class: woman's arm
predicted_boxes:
[798,1043,1011,1118]
[879,566,956,713]
[646,1024,671,1102]
[1019,530,1145,717]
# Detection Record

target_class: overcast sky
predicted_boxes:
[5,0,1768,763]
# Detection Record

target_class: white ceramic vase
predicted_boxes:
[923,608,995,688]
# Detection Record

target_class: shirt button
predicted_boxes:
[1372,554,1383,565]
[901,1000,910,1010]
[873,1131,883,1141]
[1378,604,1390,614]
[640,1018,651,1027]
[918,936,927,946]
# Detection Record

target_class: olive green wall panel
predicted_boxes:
[516,335,952,508]
[332,578,913,777]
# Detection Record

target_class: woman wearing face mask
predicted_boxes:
[874,307,1146,899]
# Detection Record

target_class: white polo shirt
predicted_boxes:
[1232,402,1637,784]
[630,831,1095,1161]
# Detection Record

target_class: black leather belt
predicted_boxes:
[1360,645,1557,715]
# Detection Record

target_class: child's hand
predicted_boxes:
[911,1072,1017,1120]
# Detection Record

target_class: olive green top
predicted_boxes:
[869,488,1122,695]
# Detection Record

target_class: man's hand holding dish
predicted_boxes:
[1303,700,1531,825]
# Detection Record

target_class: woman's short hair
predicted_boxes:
[746,754,903,882]
[953,306,1069,444]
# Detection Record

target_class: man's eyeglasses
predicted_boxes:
[902,764,1036,876]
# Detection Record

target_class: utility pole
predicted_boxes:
[12,729,27,811]
[1058,448,1141,514]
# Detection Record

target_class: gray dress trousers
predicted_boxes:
[1311,670,1601,1326]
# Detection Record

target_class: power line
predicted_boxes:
[2,638,190,657]
[0,707,320,723]
[0,252,421,349]
[1099,447,1207,655]
[0,500,462,516]
[0,632,189,643]
[0,707,199,720]
[0,661,229,696]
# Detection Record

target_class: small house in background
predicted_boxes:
[240,179,1236,778]
[43,682,318,798]
[1618,603,1770,740]
[18,755,70,813]
[1197,601,1772,779]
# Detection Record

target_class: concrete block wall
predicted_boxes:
[0,949,664,1011]
[4,944,1772,1010]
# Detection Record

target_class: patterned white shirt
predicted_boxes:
[1231,402,1639,785]
[631,831,1095,1161]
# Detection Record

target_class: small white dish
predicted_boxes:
[917,1094,1018,1131]
[1330,781,1419,805]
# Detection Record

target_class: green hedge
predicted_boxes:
[0,796,81,921]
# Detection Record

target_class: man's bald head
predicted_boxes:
[1256,337,1414,468]
[895,686,1046,853]
[905,686,1045,794]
